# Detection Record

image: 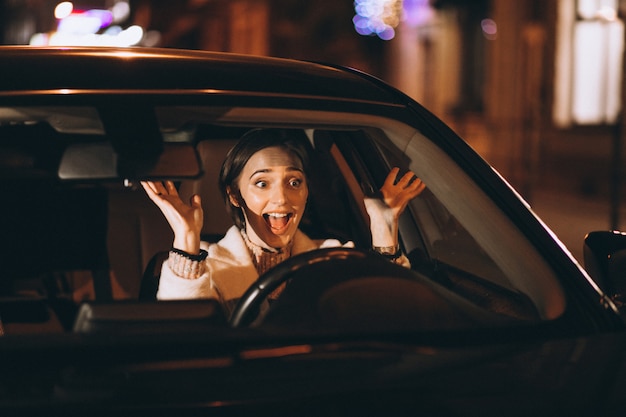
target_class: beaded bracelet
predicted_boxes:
[168,248,208,279]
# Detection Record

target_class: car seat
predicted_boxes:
[137,139,238,300]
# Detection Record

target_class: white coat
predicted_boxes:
[157,225,351,314]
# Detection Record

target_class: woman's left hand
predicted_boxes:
[364,167,425,247]
[379,167,425,219]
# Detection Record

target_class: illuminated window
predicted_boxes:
[553,0,624,126]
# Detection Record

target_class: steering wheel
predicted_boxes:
[229,247,371,327]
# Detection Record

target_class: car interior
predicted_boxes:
[0,105,568,337]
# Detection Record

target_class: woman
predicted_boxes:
[142,129,425,315]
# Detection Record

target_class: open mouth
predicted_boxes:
[264,212,293,233]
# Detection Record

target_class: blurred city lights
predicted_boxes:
[57,9,114,35]
[481,18,497,40]
[353,0,402,40]
[554,0,623,126]
[402,0,434,27]
[54,2,73,19]
[597,5,618,21]
[578,0,618,20]
[30,1,145,47]
[111,1,131,23]
[353,0,434,40]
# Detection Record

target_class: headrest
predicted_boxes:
[178,140,238,239]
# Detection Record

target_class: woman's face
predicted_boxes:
[230,146,308,249]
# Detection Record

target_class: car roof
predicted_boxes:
[0,46,405,106]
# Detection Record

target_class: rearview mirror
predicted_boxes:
[58,142,202,181]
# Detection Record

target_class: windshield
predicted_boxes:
[0,104,566,338]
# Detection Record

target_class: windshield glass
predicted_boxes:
[0,104,566,338]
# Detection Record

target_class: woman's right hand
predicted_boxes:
[141,181,204,254]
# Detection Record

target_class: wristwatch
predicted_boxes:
[373,244,402,260]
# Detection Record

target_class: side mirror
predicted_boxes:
[583,230,626,308]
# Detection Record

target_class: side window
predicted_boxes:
[326,127,564,322]
[315,129,432,261]
[309,130,372,247]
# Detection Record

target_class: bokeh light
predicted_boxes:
[31,1,146,47]
[481,18,497,40]
[353,0,434,40]
[353,0,402,40]
[54,2,73,20]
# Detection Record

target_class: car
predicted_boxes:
[1,45,626,416]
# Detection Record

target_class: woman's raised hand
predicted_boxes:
[141,181,204,254]
[379,167,425,219]
[363,167,425,247]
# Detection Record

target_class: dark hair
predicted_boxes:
[219,128,312,229]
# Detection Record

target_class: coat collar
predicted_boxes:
[207,225,318,266]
